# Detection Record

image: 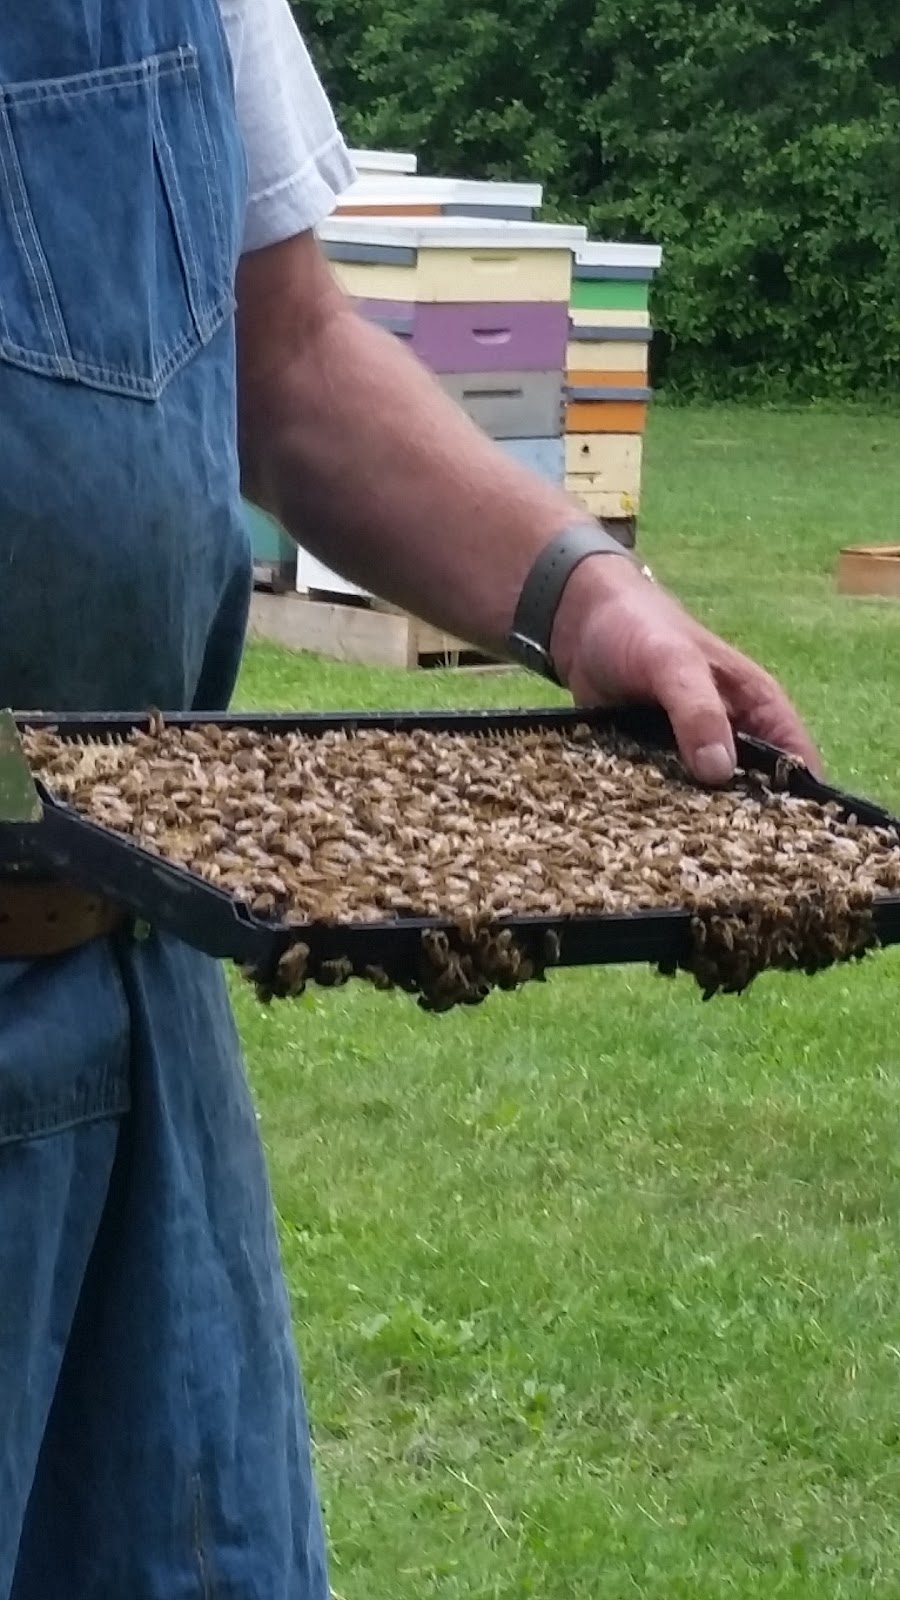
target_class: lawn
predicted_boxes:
[233,406,900,1598]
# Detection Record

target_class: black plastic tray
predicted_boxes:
[9,707,900,990]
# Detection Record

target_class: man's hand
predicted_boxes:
[550,555,821,783]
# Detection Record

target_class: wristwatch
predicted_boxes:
[506,521,653,684]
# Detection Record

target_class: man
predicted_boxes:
[0,1,816,1595]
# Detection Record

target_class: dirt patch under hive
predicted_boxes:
[22,719,900,1006]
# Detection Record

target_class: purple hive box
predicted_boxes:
[354,299,569,373]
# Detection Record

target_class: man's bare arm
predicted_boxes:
[236,232,601,656]
[236,231,818,782]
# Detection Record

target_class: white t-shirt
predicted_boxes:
[218,0,357,252]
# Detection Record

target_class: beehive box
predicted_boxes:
[14,708,900,1011]
[353,299,569,375]
[566,242,662,523]
[319,215,586,304]
[564,436,644,520]
[304,215,585,601]
[335,175,542,222]
[244,500,295,590]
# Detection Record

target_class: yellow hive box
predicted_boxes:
[566,340,650,377]
[332,252,573,304]
[567,483,639,519]
[320,216,586,305]
[565,434,643,481]
[569,307,651,330]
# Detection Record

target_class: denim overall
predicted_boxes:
[0,5,329,1595]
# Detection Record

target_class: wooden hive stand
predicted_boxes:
[249,591,503,671]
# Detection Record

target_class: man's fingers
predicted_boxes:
[648,643,738,785]
[713,653,823,777]
[693,739,737,787]
[746,703,823,777]
[565,585,821,785]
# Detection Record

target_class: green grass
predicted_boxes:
[232,407,900,1597]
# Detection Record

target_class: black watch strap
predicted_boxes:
[506,522,640,683]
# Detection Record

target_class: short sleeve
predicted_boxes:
[218,0,357,253]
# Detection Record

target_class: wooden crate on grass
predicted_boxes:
[837,546,900,598]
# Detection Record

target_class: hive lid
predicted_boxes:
[339,175,544,209]
[319,215,587,251]
[347,148,417,175]
[575,241,663,272]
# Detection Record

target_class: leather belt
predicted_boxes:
[0,881,127,960]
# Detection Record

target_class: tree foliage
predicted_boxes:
[296,0,900,398]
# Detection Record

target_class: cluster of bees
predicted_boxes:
[664,892,878,1000]
[22,719,900,1007]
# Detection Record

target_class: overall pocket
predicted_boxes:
[0,938,130,1146]
[0,46,234,400]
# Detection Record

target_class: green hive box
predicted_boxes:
[244,500,295,568]
[570,278,650,313]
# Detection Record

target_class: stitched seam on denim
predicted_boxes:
[0,251,11,345]
[0,297,230,396]
[1,112,70,362]
[0,1075,129,1146]
[0,101,70,367]
[0,42,233,396]
[70,323,197,385]
[0,48,196,108]
[152,78,205,337]
[0,123,53,352]
[182,62,229,322]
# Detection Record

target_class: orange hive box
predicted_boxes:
[566,400,648,435]
[566,368,647,389]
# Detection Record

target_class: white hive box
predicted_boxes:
[295,548,370,601]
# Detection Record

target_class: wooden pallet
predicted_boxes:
[249,591,503,670]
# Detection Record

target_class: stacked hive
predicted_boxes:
[247,157,663,601]
[301,211,586,598]
[327,185,570,496]
[565,242,662,529]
